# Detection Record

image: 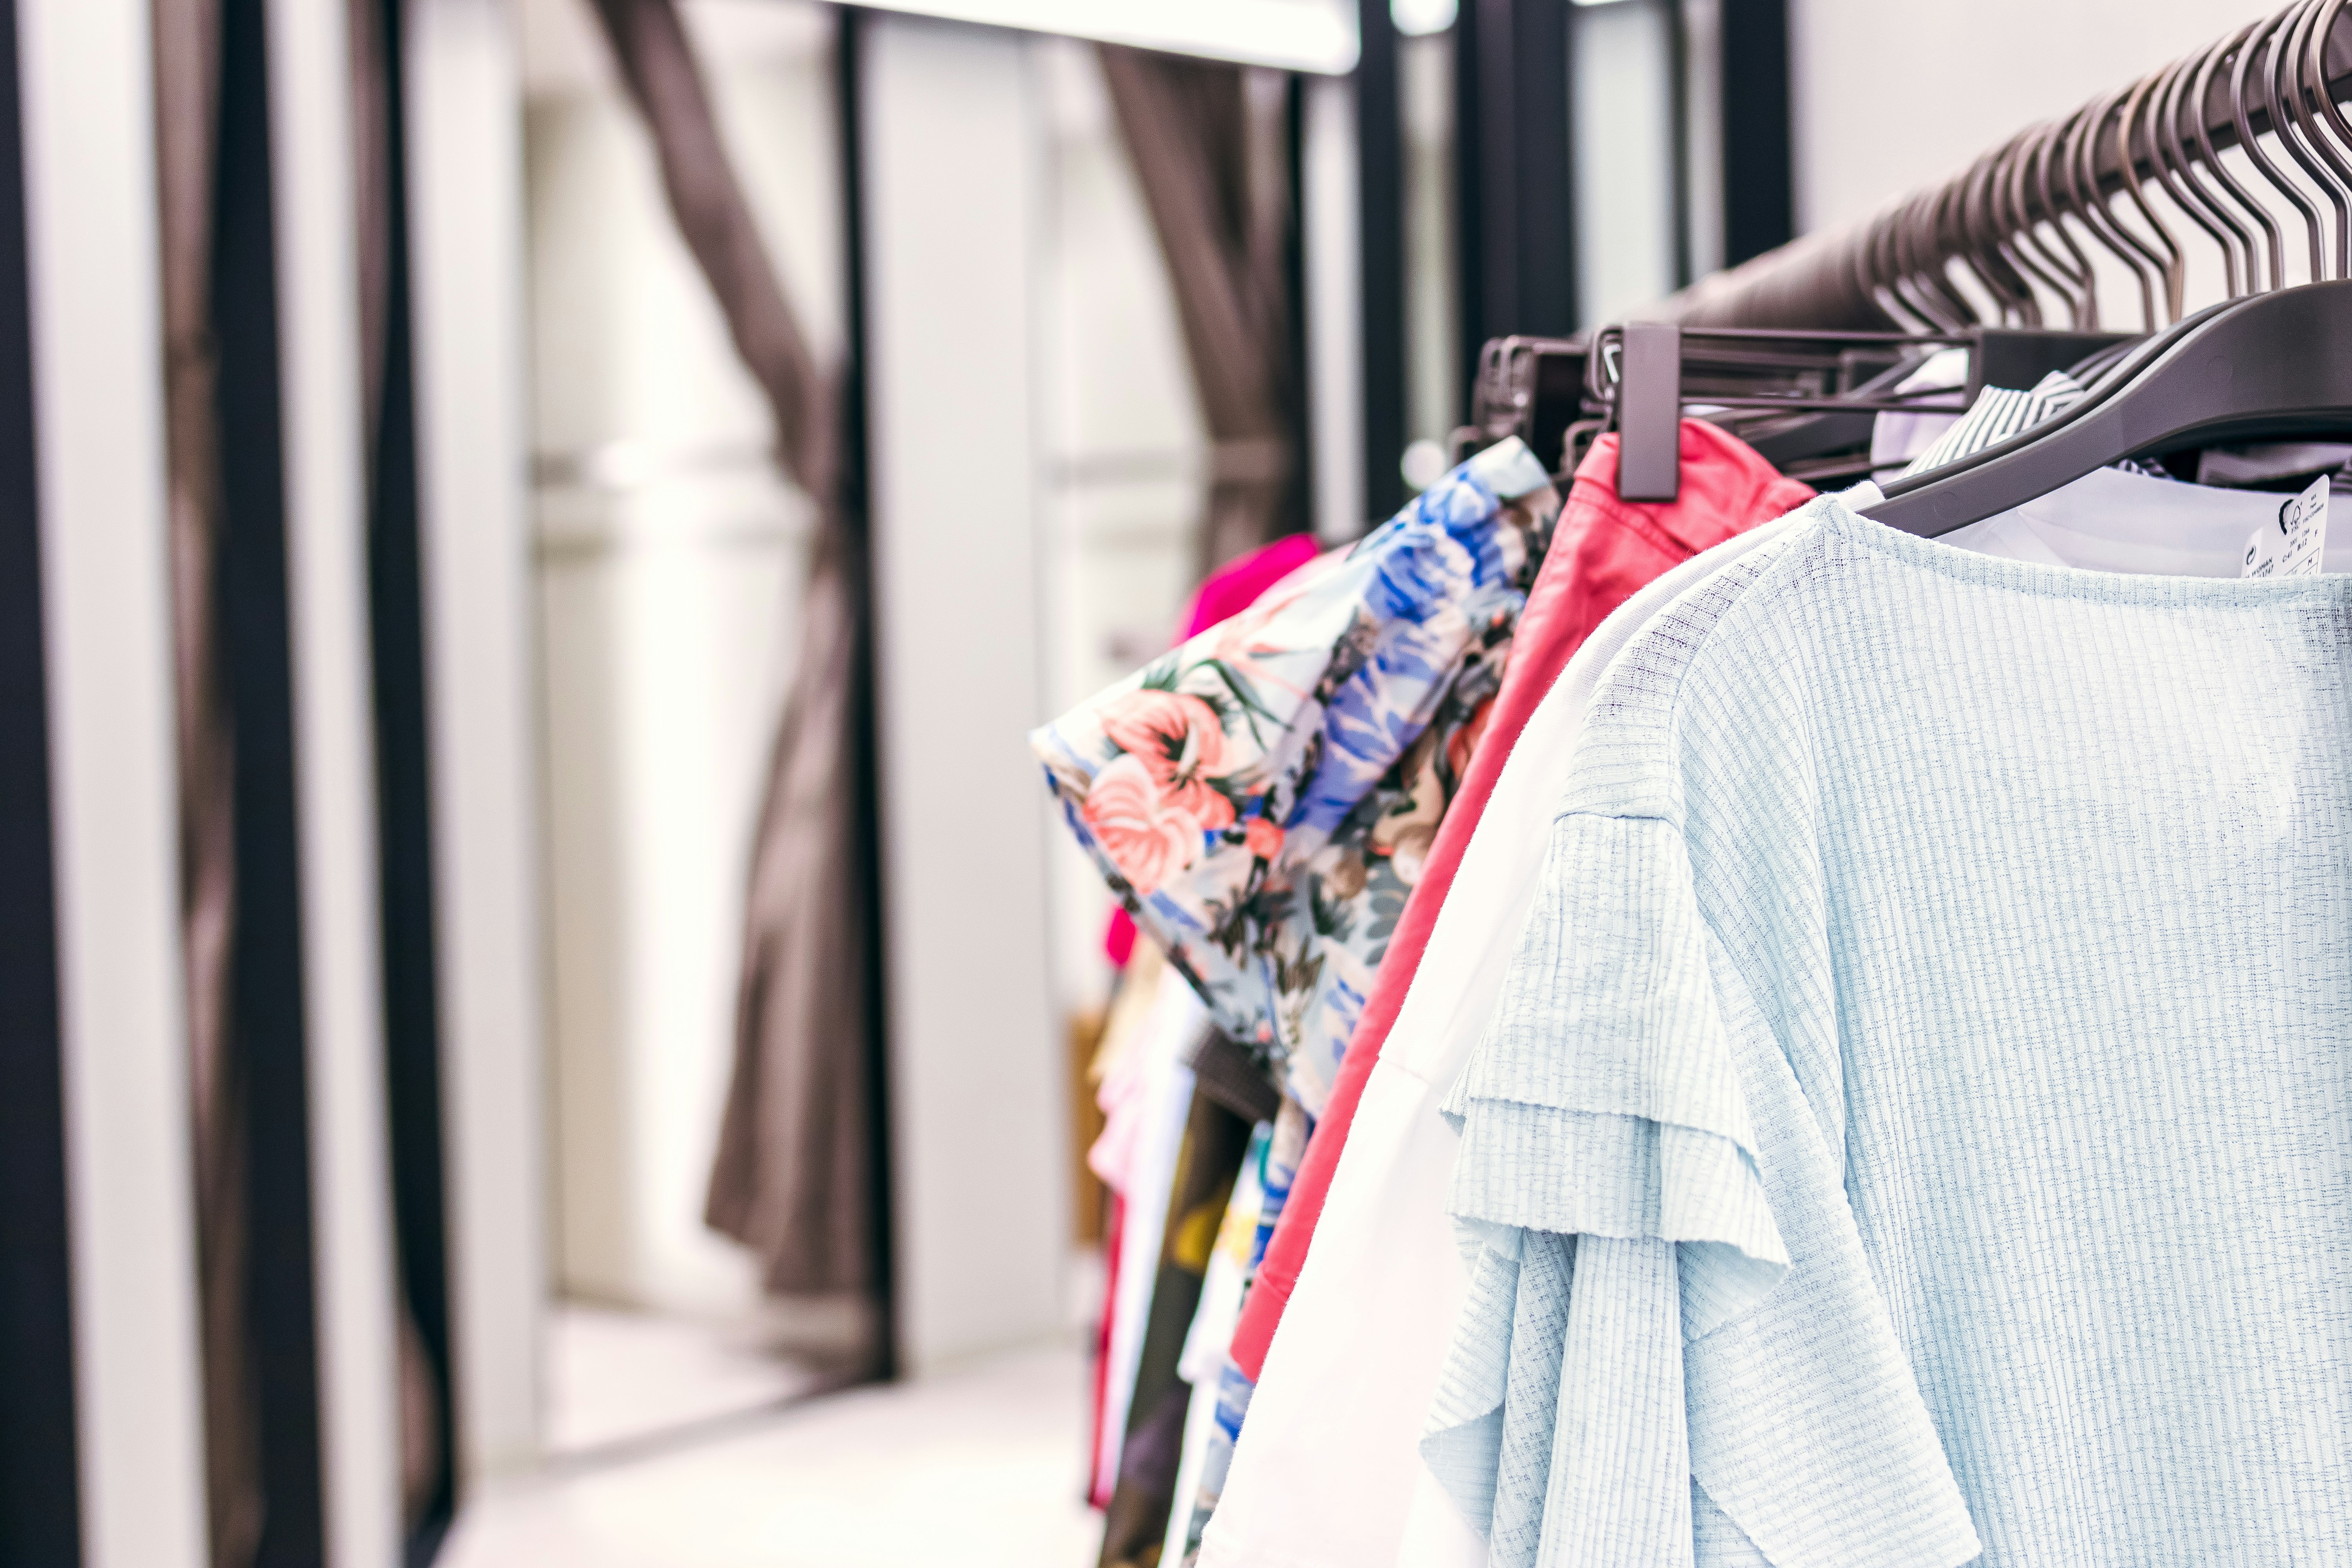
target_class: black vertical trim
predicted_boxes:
[837,6,896,1383]
[368,1,457,1560]
[1355,0,1405,523]
[1451,0,1496,394]
[1454,0,1575,409]
[1666,0,1692,289]
[0,0,83,1553]
[1719,0,1793,267]
[1510,0,1573,337]
[1282,74,1311,540]
[214,1,327,1561]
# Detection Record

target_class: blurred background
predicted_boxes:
[0,1,2265,1566]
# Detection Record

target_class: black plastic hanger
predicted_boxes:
[1862,281,2352,536]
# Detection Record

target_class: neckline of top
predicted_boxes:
[1825,489,2352,610]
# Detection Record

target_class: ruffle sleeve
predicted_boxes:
[1423,810,1982,1568]
[1441,811,1789,1336]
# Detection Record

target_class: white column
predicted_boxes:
[404,0,548,1480]
[1303,70,1364,541]
[267,0,403,1562]
[862,12,1070,1372]
[17,0,209,1564]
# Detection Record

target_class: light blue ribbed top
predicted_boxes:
[1430,490,2352,1566]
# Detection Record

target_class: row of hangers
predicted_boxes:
[1465,1,2352,542]
[1858,0,2352,334]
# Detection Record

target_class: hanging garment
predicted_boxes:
[1032,439,1559,1119]
[1201,474,2150,1568]
[1226,422,1813,1384]
[1431,488,2352,1567]
[1897,369,2083,475]
[1085,944,1167,1503]
[1165,1096,1306,1563]
[1162,1127,1268,1568]
[1868,345,1968,469]
[1091,944,1171,1201]
[1099,1081,1256,1568]
[1199,512,1808,1568]
[1095,966,1209,1505]
[1107,534,1326,972]
[1093,1192,1125,1507]
[1936,462,2352,574]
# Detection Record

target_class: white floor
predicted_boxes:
[544,1302,833,1456]
[440,1341,1101,1568]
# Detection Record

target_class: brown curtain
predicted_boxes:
[150,2,261,1560]
[580,0,878,1314]
[1098,46,1304,575]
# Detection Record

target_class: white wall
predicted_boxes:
[405,0,547,1481]
[864,13,1073,1372]
[1789,0,2267,237]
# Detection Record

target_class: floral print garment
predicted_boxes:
[1031,438,1559,1117]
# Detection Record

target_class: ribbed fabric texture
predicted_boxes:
[1436,490,2352,1566]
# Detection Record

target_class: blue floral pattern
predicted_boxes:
[1031,439,1558,1116]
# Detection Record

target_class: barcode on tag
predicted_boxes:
[2243,473,2330,578]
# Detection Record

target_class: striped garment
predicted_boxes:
[1898,368,2084,477]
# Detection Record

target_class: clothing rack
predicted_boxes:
[1652,3,2352,331]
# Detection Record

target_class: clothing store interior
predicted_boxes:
[16,0,2352,1565]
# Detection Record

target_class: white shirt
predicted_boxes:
[1940,462,2352,575]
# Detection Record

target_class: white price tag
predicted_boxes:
[2242,474,2330,578]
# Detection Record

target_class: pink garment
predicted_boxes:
[1104,532,1325,967]
[1227,422,1814,1379]
[1089,1192,1125,1507]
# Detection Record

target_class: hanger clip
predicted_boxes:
[1617,322,1681,503]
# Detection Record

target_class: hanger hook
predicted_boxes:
[2259,0,2352,279]
[2029,117,2102,327]
[1850,208,1910,332]
[1913,189,1981,327]
[2064,91,2164,330]
[1857,207,1921,331]
[2196,22,2288,289]
[1883,194,1951,329]
[2154,49,2248,297]
[1924,183,1991,326]
[1963,145,2040,325]
[2302,0,2352,223]
[2047,102,2137,328]
[2230,7,2328,285]
[1987,130,2068,322]
[1892,199,1957,331]
[2113,71,2188,320]
[2282,0,2352,278]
